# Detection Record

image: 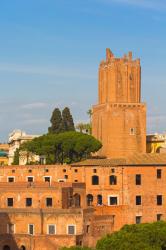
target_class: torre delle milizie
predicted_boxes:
[0,49,166,250]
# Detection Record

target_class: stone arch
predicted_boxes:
[87,194,93,206]
[97,194,103,205]
[20,246,26,250]
[73,193,81,208]
[3,246,10,250]
[156,147,162,153]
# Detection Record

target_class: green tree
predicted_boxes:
[96,221,166,250]
[75,123,85,133]
[21,131,102,164]
[87,109,92,134]
[12,148,20,165]
[61,247,93,250]
[76,123,91,135]
[61,107,75,132]
[48,108,63,134]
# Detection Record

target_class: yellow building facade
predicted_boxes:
[146,134,166,153]
[0,144,9,165]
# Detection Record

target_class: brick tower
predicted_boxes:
[92,49,146,158]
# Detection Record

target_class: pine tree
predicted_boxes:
[61,107,75,132]
[48,108,63,134]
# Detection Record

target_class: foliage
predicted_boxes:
[75,123,91,135]
[48,107,75,134]
[20,131,102,164]
[12,148,20,165]
[96,221,166,250]
[48,108,63,134]
[61,247,93,250]
[61,107,75,132]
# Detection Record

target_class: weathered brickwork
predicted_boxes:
[0,49,165,250]
[92,49,146,158]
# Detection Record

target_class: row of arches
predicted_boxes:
[3,246,26,250]
[72,193,103,207]
[92,175,117,185]
[87,194,102,206]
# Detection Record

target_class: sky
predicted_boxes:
[0,0,166,142]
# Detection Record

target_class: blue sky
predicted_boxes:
[0,0,166,141]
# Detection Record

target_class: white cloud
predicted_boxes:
[21,118,48,125]
[0,63,96,80]
[21,102,48,109]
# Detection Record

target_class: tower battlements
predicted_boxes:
[92,49,146,158]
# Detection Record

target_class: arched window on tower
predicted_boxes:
[109,175,117,185]
[92,175,99,185]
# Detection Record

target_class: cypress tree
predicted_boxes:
[48,108,63,134]
[61,107,75,132]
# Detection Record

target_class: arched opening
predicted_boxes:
[3,246,10,250]
[73,193,81,207]
[109,175,117,185]
[20,246,26,250]
[87,194,93,206]
[156,147,162,153]
[97,194,103,205]
[92,175,99,185]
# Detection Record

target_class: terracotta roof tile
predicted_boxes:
[72,153,166,166]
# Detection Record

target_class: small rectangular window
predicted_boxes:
[46,198,52,207]
[136,196,141,205]
[45,169,49,172]
[68,225,75,235]
[44,177,50,182]
[26,198,32,207]
[136,216,142,224]
[7,198,13,207]
[27,176,34,182]
[157,169,162,179]
[109,175,117,185]
[136,174,141,185]
[157,214,162,221]
[12,169,15,173]
[28,224,34,235]
[28,169,32,173]
[130,128,135,135]
[109,196,118,206]
[157,195,162,205]
[64,175,68,179]
[131,128,135,134]
[8,177,15,183]
[93,169,97,173]
[86,225,90,233]
[48,225,56,235]
[7,224,15,234]
[74,169,78,173]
